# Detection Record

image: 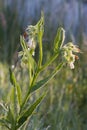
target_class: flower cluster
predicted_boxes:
[23,31,36,56]
[61,42,81,69]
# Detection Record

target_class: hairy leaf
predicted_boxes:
[54,27,65,52]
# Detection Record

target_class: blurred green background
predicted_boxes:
[0,0,87,130]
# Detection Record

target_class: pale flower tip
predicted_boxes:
[32,51,35,56]
[70,62,75,69]
[28,47,30,50]
[11,65,15,69]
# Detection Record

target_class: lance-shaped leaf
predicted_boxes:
[0,102,8,112]
[9,68,22,108]
[37,12,44,67]
[6,107,15,126]
[30,63,63,93]
[9,86,18,120]
[20,36,27,51]
[37,11,44,37]
[17,93,45,129]
[26,48,37,71]
[54,27,65,53]
[0,118,11,130]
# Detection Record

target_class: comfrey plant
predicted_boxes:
[0,13,81,130]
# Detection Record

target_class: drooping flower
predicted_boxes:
[61,42,81,69]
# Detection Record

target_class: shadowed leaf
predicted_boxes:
[17,93,45,128]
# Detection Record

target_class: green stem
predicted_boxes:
[20,69,40,112]
[30,62,64,93]
[40,53,59,71]
[30,53,59,90]
[20,53,59,112]
[28,62,32,86]
[31,69,40,86]
[38,33,43,68]
[20,93,30,113]
[21,33,44,107]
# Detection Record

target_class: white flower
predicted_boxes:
[61,42,81,69]
[69,62,75,69]
[27,38,36,50]
[66,42,81,53]
[23,33,36,56]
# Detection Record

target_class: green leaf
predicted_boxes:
[54,27,65,52]
[6,107,14,125]
[37,11,44,37]
[37,12,44,67]
[0,118,11,130]
[0,102,8,112]
[9,68,22,108]
[26,49,37,70]
[10,87,17,119]
[17,93,45,128]
[30,63,63,93]
[20,36,27,51]
[20,38,37,72]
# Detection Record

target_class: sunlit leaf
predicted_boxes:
[54,27,65,53]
